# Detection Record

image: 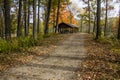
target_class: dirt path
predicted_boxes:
[0,33,86,80]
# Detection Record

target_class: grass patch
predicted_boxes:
[0,33,60,53]
[98,36,120,46]
[0,39,12,53]
[0,34,53,53]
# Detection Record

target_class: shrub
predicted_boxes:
[98,36,111,44]
[34,34,43,46]
[0,39,11,53]
[0,33,57,53]
[18,36,35,48]
[10,38,19,51]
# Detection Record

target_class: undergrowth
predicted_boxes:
[0,33,58,53]
[97,36,120,54]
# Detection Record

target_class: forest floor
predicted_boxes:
[0,33,120,80]
[77,34,120,80]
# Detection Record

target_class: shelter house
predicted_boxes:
[58,22,78,33]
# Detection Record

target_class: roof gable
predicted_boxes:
[58,22,78,28]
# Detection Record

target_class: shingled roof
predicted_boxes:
[58,22,78,29]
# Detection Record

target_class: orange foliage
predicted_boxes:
[49,3,78,28]
[59,10,77,25]
[59,4,77,25]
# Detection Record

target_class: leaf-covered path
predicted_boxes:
[0,33,87,80]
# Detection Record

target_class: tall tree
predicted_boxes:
[33,0,37,39]
[0,3,4,38]
[93,13,96,32]
[80,16,83,32]
[52,7,56,32]
[17,0,22,37]
[27,0,30,35]
[4,0,11,40]
[82,0,91,33]
[117,7,120,39]
[104,0,108,36]
[88,0,91,33]
[44,0,52,34]
[55,0,60,33]
[37,0,41,34]
[91,0,97,33]
[95,0,101,39]
[23,0,28,36]
[78,14,85,32]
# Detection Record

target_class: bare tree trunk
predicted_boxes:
[95,0,101,39]
[93,13,96,32]
[33,0,37,39]
[27,0,30,35]
[4,0,11,40]
[37,0,41,34]
[104,0,108,36]
[44,0,52,34]
[88,0,91,33]
[55,0,60,33]
[53,8,56,33]
[117,7,120,39]
[0,8,4,38]
[17,0,22,37]
[23,0,28,36]
[0,19,1,37]
[2,8,4,38]
[80,17,83,32]
[70,11,72,24]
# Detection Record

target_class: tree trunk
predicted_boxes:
[104,0,108,36]
[95,0,101,39]
[70,11,72,24]
[44,0,52,34]
[80,17,83,32]
[88,0,91,33]
[53,8,56,33]
[55,0,60,33]
[33,0,37,39]
[0,8,4,38]
[93,13,96,32]
[117,7,120,39]
[27,0,30,35]
[24,0,28,36]
[1,8,4,38]
[37,0,41,34]
[17,0,22,37]
[0,19,1,37]
[4,0,11,40]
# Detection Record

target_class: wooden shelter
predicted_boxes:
[58,22,78,33]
